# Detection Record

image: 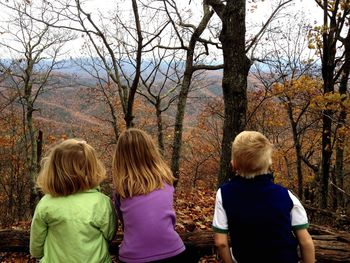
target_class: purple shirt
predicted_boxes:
[118,183,185,263]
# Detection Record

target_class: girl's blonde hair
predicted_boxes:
[112,128,175,198]
[232,131,273,178]
[36,139,106,196]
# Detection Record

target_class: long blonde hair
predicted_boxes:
[36,139,106,196]
[232,131,273,178]
[112,128,174,198]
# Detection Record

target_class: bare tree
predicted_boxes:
[137,48,182,153]
[158,0,222,184]
[66,0,171,128]
[0,0,74,211]
[73,45,123,144]
[312,0,350,208]
[333,22,350,210]
[251,14,322,199]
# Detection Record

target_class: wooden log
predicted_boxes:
[0,229,29,253]
[0,224,349,262]
[305,205,350,231]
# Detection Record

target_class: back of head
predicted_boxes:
[232,131,273,178]
[112,128,174,198]
[37,139,106,196]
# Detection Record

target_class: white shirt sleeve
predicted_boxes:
[212,189,229,233]
[288,190,309,229]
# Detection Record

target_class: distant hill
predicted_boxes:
[2,61,267,139]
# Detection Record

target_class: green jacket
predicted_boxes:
[30,189,116,263]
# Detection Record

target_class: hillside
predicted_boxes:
[31,70,224,136]
[1,68,265,142]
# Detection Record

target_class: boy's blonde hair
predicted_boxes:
[112,128,175,199]
[232,131,273,178]
[36,139,106,196]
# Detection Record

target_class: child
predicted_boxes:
[112,128,186,263]
[212,131,315,263]
[30,139,116,263]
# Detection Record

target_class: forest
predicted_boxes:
[0,0,350,262]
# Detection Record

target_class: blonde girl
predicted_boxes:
[112,128,186,263]
[30,139,116,263]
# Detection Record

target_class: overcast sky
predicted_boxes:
[0,0,325,59]
[83,0,323,22]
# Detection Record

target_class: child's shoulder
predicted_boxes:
[38,189,111,202]
[38,194,54,203]
[34,194,56,212]
[83,188,113,202]
[92,190,116,208]
[218,176,243,189]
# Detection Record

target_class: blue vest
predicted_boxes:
[220,174,299,263]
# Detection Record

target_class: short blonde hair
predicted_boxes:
[36,139,106,196]
[232,131,273,178]
[112,128,175,199]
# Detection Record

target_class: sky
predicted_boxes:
[247,0,322,23]
[81,0,323,23]
[0,0,325,59]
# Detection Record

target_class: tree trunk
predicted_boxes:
[171,72,193,185]
[217,0,250,184]
[334,26,350,210]
[36,130,43,171]
[105,93,120,143]
[287,104,303,199]
[27,107,38,214]
[124,0,143,128]
[296,142,303,199]
[320,112,332,209]
[170,7,214,186]
[156,107,165,155]
[319,0,337,209]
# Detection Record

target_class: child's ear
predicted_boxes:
[231,160,236,171]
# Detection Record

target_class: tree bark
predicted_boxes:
[156,107,165,154]
[170,6,214,185]
[23,61,38,214]
[216,0,251,184]
[334,25,350,210]
[286,102,304,199]
[319,0,338,209]
[171,71,193,185]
